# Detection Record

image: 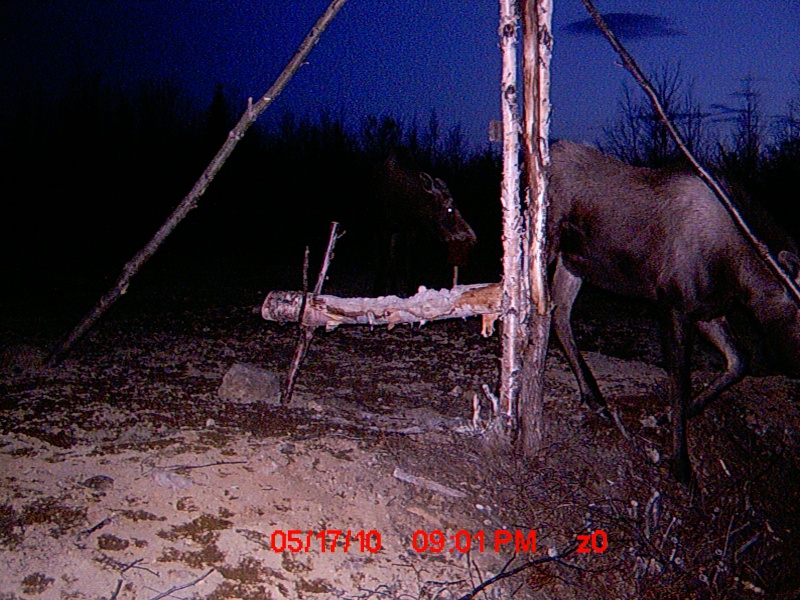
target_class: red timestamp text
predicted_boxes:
[411,529,608,554]
[270,529,381,553]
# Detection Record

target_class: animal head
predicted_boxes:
[378,150,477,267]
[418,171,477,266]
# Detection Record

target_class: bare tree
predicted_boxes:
[602,63,709,167]
[717,75,765,187]
[773,77,800,149]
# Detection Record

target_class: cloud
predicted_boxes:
[562,13,685,41]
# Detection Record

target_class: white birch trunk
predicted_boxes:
[498,0,526,419]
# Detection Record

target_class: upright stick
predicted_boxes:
[47,0,349,365]
[280,222,341,405]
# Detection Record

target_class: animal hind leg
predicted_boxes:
[687,317,747,419]
[551,257,610,418]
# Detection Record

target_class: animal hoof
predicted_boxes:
[669,459,693,486]
[686,400,707,420]
[596,406,613,422]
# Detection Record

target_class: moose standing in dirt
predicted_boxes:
[546,140,800,484]
[373,149,477,296]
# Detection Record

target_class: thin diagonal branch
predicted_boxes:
[280,222,342,405]
[47,0,349,365]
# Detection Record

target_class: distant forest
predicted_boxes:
[0,73,502,304]
[2,69,799,305]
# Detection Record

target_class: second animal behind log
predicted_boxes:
[373,149,477,296]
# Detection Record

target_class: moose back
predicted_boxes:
[547,140,800,484]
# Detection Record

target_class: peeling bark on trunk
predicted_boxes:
[517,0,553,457]
[262,283,502,337]
[498,0,525,420]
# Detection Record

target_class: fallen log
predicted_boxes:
[262,283,503,337]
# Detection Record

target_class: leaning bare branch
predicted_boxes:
[262,282,502,335]
[47,0,349,365]
[580,0,800,308]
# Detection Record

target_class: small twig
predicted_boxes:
[482,383,500,417]
[313,223,341,296]
[109,579,123,600]
[77,515,116,540]
[722,513,736,561]
[456,542,579,600]
[643,489,661,541]
[148,568,214,600]
[736,532,760,557]
[303,246,310,293]
[393,467,467,499]
[610,407,631,441]
[119,558,148,574]
[97,556,159,577]
[151,460,247,473]
[281,222,341,405]
[471,392,481,430]
[660,516,677,551]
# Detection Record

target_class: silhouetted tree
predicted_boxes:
[717,75,765,189]
[602,63,709,167]
[205,84,234,150]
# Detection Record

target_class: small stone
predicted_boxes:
[218,363,281,405]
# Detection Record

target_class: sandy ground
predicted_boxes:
[2,286,800,599]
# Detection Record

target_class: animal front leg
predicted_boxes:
[662,309,694,485]
[551,258,610,418]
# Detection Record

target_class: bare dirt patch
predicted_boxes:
[1,286,799,599]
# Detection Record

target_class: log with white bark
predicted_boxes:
[262,283,502,337]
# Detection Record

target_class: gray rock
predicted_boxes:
[218,363,282,405]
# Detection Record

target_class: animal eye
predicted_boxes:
[447,208,453,213]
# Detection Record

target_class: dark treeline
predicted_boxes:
[0,74,502,306]
[3,67,800,310]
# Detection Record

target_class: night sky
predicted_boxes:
[2,1,800,149]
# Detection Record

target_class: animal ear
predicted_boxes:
[778,250,800,280]
[419,172,434,192]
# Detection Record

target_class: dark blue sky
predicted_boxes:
[2,1,800,147]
